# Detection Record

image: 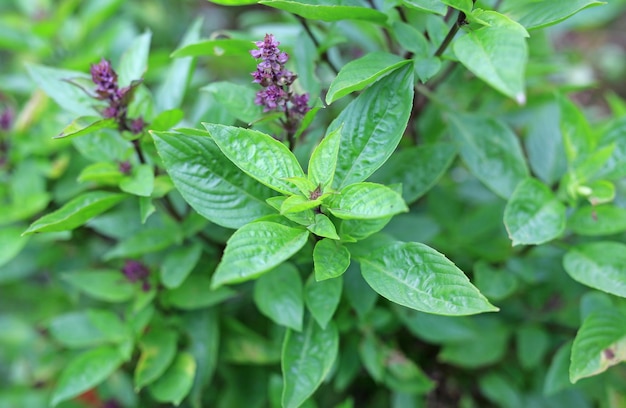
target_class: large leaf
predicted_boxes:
[259,0,387,23]
[305,274,343,329]
[50,346,125,407]
[135,328,178,389]
[326,182,408,220]
[61,270,135,302]
[447,113,529,199]
[501,0,605,30]
[23,191,126,234]
[402,0,447,15]
[370,143,457,204]
[211,221,309,288]
[453,26,528,103]
[203,123,305,195]
[570,309,626,383]
[148,352,196,405]
[282,319,339,408]
[326,53,410,104]
[253,263,304,331]
[503,178,566,246]
[563,241,626,298]
[152,130,275,229]
[356,240,497,315]
[328,63,414,188]
[118,31,152,87]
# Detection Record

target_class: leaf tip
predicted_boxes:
[515,92,526,106]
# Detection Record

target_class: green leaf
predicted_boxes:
[563,241,626,298]
[447,113,529,199]
[402,0,447,15]
[161,243,203,289]
[208,0,257,4]
[119,163,155,197]
[516,325,550,370]
[118,31,152,87]
[48,310,131,348]
[163,275,236,310]
[152,130,275,229]
[326,53,410,104]
[61,270,135,302]
[501,0,605,30]
[370,143,456,204]
[326,182,408,220]
[23,191,126,234]
[171,38,254,59]
[50,346,125,407]
[314,238,351,281]
[596,117,626,180]
[453,26,528,102]
[570,309,626,383]
[356,241,498,315]
[77,162,124,185]
[204,123,305,195]
[253,263,304,331]
[305,274,343,329]
[441,0,472,14]
[135,328,178,389]
[201,81,262,124]
[544,341,574,395]
[558,94,594,164]
[438,318,509,367]
[0,225,29,267]
[282,318,339,408]
[569,205,626,236]
[148,352,196,406]
[328,63,414,188]
[308,126,342,190]
[503,178,566,246]
[211,221,309,288]
[473,261,518,301]
[55,116,118,139]
[280,195,323,214]
[150,109,185,131]
[259,0,387,23]
[307,213,340,240]
[104,226,183,259]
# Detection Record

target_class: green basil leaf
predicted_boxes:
[308,125,342,190]
[135,328,178,389]
[314,238,351,281]
[259,0,387,23]
[104,225,183,259]
[163,275,236,310]
[280,195,323,214]
[148,352,196,405]
[563,241,626,298]
[55,116,118,140]
[253,263,304,331]
[441,0,472,14]
[326,182,408,220]
[201,81,262,124]
[161,243,203,289]
[119,163,155,197]
[501,0,605,30]
[402,0,447,15]
[307,213,340,240]
[61,270,135,303]
[305,274,343,329]
[558,94,595,164]
[48,310,130,349]
[569,205,626,236]
[118,31,151,87]
[0,225,29,268]
[171,38,254,59]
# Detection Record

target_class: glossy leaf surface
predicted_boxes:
[563,241,626,298]
[259,0,387,23]
[326,182,408,220]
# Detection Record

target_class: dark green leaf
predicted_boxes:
[148,352,196,405]
[48,310,130,348]
[135,328,178,389]
[61,270,135,302]
[563,241,626,298]
[305,274,342,329]
[259,0,387,23]
[253,263,304,331]
[164,275,236,310]
[326,182,408,220]
[544,341,574,396]
[558,94,594,163]
[211,221,309,288]
[516,325,550,370]
[0,226,29,267]
[314,238,351,281]
[104,226,183,259]
[161,243,203,289]
[282,318,339,408]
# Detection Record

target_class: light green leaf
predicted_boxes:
[356,241,498,315]
[570,309,626,383]
[326,53,410,104]
[328,63,414,188]
[55,116,118,140]
[544,341,573,395]
[569,205,626,236]
[307,213,340,240]
[469,10,529,37]
[62,270,135,302]
[308,126,342,190]
[563,241,626,298]
[282,318,339,408]
[48,310,130,349]
[171,38,254,59]
[402,0,447,15]
[0,226,29,267]
[253,263,304,331]
[314,238,351,281]
[152,130,275,229]
[370,143,456,204]
[201,81,262,124]
[504,178,566,246]
[305,274,343,329]
[211,221,309,288]
[204,123,305,195]
[259,0,387,23]
[454,26,527,102]
[78,162,124,185]
[448,113,529,199]
[50,346,124,407]
[135,328,178,389]
[596,117,626,180]
[326,182,408,220]
[280,195,323,214]
[501,0,605,30]
[119,164,155,197]
[148,352,196,406]
[558,94,594,164]
[150,109,185,131]
[161,243,203,289]
[118,31,152,87]
[24,191,126,234]
[441,0,472,14]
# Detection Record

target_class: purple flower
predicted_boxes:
[255,85,288,112]
[90,58,118,100]
[290,93,310,116]
[129,117,145,134]
[0,108,13,131]
[121,260,149,283]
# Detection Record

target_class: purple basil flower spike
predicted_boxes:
[121,260,150,283]
[90,58,118,100]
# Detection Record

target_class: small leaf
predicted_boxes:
[148,352,196,406]
[55,116,118,140]
[308,125,343,190]
[356,240,498,315]
[61,270,135,302]
[305,274,342,329]
[50,346,124,407]
[253,263,304,331]
[77,162,124,185]
[563,241,626,298]
[204,123,305,195]
[24,191,126,234]
[259,0,387,23]
[282,318,339,408]
[211,221,309,288]
[307,213,340,240]
[135,328,178,389]
[326,182,408,220]
[314,238,351,281]
[569,205,626,236]
[119,163,155,197]
[504,178,566,246]
[544,341,574,395]
[326,53,410,104]
[118,31,152,87]
[161,243,203,289]
[280,195,323,214]
[558,94,594,164]
[570,309,626,383]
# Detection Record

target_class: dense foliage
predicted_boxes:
[2,0,626,407]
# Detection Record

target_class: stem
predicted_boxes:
[434,10,468,57]
[296,16,340,75]
[132,138,146,164]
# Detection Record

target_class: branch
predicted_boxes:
[296,16,340,75]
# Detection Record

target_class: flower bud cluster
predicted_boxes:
[121,260,151,291]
